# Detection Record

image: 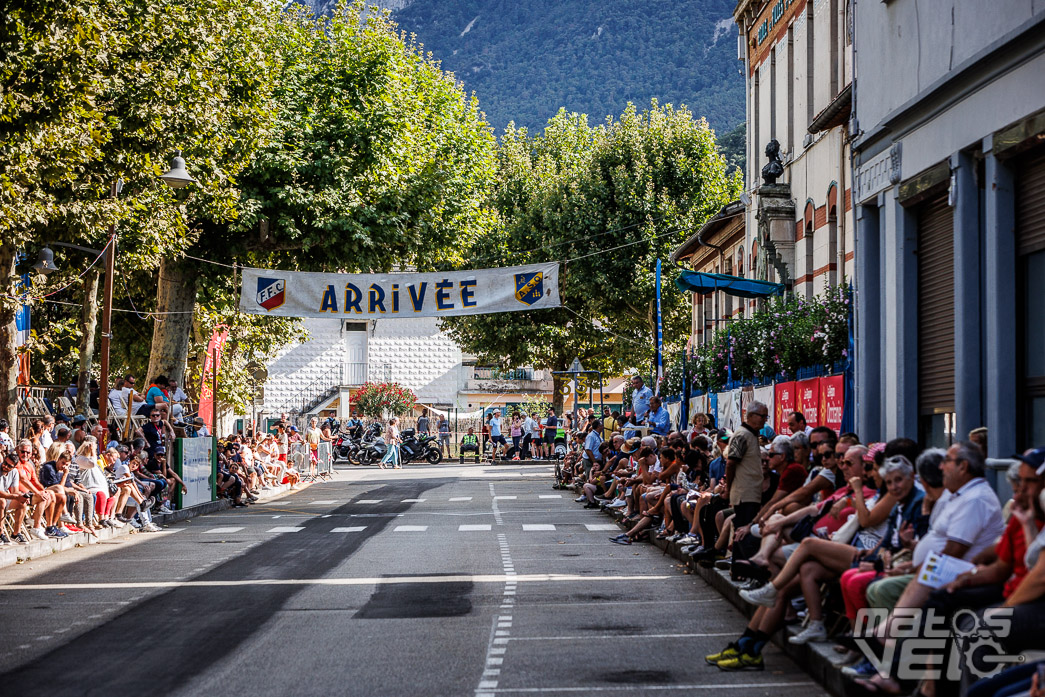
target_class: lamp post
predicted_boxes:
[38,153,195,427]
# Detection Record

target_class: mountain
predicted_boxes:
[298,0,744,138]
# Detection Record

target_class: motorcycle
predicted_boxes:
[398,428,443,465]
[355,425,388,466]
[333,423,367,463]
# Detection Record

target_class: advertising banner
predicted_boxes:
[796,378,821,428]
[774,382,796,435]
[238,263,561,319]
[819,375,845,433]
[709,392,718,427]
[717,390,742,432]
[174,437,216,509]
[753,385,775,431]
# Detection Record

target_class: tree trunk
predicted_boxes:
[76,269,100,414]
[147,258,198,388]
[0,244,19,429]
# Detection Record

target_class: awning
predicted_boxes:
[674,271,785,299]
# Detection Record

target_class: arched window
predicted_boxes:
[736,245,745,276]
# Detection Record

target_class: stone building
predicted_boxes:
[851,0,1045,452]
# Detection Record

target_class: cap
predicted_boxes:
[620,437,641,454]
[289,426,298,432]
[1013,448,1045,475]
[72,415,87,425]
[716,429,732,441]
[192,417,206,426]
[56,414,71,422]
[154,446,166,455]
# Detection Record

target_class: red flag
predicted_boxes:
[198,326,229,427]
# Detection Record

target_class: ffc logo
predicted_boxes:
[514,272,544,306]
[256,278,286,311]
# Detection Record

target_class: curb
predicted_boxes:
[0,481,309,570]
[572,483,848,697]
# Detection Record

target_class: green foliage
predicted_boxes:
[228,2,497,273]
[321,0,745,135]
[670,284,852,394]
[718,122,747,178]
[441,101,739,383]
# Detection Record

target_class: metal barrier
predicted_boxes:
[317,441,333,478]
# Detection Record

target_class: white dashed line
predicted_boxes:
[203,527,244,534]
[522,524,555,531]
[401,498,426,503]
[449,497,473,501]
[459,524,493,531]
[268,526,305,533]
[308,500,337,505]
[330,526,367,533]
[356,499,382,504]
[538,495,562,499]
[493,495,517,500]
[584,524,621,531]
[393,525,428,532]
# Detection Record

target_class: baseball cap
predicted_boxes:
[1013,448,1045,475]
[154,446,166,455]
[56,414,71,423]
[72,415,87,425]
[716,429,732,441]
[289,426,298,432]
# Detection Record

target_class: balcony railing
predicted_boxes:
[473,367,544,381]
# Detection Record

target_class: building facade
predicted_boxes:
[851,1,1045,453]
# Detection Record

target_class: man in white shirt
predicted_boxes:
[169,379,188,419]
[520,412,537,460]
[786,411,814,436]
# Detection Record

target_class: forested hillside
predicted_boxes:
[300,0,744,139]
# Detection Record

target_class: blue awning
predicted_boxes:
[674,270,785,299]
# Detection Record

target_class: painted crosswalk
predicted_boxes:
[198,522,616,535]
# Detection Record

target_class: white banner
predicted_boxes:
[176,437,215,508]
[238,263,560,319]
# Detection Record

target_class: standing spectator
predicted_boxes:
[437,416,451,459]
[521,411,537,460]
[726,401,770,564]
[416,411,430,435]
[509,414,523,460]
[481,414,491,457]
[305,417,321,478]
[488,410,507,461]
[630,375,653,424]
[275,423,289,467]
[380,417,401,469]
[0,418,13,453]
[542,408,558,460]
[602,407,616,433]
[168,379,188,419]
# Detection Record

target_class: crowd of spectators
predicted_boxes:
[564,378,1045,697]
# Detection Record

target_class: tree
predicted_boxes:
[441,102,740,404]
[145,0,498,390]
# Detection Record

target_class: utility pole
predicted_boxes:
[98,180,118,426]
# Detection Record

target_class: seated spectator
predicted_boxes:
[80,446,118,528]
[168,378,188,419]
[0,450,35,544]
[137,375,170,417]
[460,427,480,463]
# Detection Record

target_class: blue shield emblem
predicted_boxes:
[256,278,286,311]
[514,272,544,306]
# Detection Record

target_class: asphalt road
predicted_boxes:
[0,463,827,697]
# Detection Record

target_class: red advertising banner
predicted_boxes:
[774,381,796,435]
[796,378,821,428]
[198,326,229,428]
[819,375,845,433]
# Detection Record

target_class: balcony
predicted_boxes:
[463,367,552,393]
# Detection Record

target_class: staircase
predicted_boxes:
[274,364,345,421]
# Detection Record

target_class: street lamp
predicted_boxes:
[51,154,195,426]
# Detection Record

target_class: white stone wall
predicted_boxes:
[262,318,346,413]
[369,316,463,406]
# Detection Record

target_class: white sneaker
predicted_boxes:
[109,519,125,528]
[31,527,48,540]
[788,621,827,644]
[740,583,779,607]
[574,496,586,502]
[143,523,162,532]
[60,513,75,523]
[608,500,627,509]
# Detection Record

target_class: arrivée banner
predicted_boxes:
[238,263,561,319]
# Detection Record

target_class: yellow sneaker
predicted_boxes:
[705,643,739,665]
[716,652,765,671]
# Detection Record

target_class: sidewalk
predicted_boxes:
[0,481,310,570]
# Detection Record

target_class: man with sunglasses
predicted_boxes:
[0,451,33,544]
[9,442,58,540]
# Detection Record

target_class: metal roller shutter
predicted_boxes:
[1016,147,1045,255]
[917,193,955,415]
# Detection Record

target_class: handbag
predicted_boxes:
[105,473,119,497]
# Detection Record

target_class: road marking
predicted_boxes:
[268,526,305,533]
[538,495,561,499]
[509,632,736,642]
[459,524,492,531]
[393,525,428,532]
[449,497,473,501]
[493,495,517,500]
[330,526,367,533]
[522,524,555,531]
[356,499,382,504]
[584,524,620,531]
[401,498,426,503]
[203,527,244,534]
[474,683,817,693]
[308,500,337,505]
